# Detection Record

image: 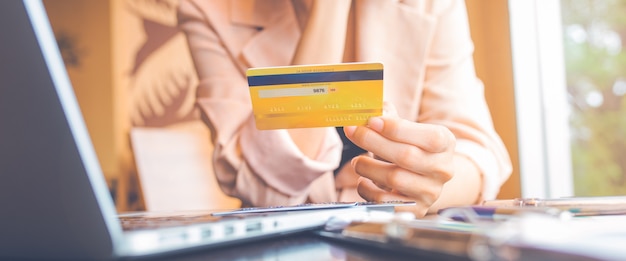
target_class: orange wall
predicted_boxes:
[44,0,200,211]
[466,0,521,199]
[43,0,116,182]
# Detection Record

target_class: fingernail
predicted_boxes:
[367,117,384,132]
[344,126,356,137]
[350,157,358,167]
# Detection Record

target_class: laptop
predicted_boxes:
[0,1,400,259]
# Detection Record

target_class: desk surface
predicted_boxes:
[129,231,599,261]
[132,232,448,261]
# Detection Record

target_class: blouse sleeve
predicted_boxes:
[177,0,342,206]
[419,0,513,200]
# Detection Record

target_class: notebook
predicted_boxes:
[0,1,392,259]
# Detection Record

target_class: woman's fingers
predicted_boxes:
[343,105,459,217]
[365,116,455,153]
[352,156,444,203]
[357,177,431,217]
[345,119,456,181]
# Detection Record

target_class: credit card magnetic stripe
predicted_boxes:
[247,70,383,86]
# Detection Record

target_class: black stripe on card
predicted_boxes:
[247,70,383,87]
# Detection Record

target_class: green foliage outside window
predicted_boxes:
[561,0,626,195]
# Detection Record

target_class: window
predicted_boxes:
[560,0,626,196]
[509,0,626,197]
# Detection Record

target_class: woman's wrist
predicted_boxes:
[427,153,483,213]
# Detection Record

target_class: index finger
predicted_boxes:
[366,116,455,153]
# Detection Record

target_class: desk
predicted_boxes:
[130,232,447,261]
[129,231,598,261]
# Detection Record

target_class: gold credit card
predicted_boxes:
[246,62,383,130]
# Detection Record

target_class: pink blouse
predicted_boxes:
[178,0,513,206]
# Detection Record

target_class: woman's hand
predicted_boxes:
[343,105,460,217]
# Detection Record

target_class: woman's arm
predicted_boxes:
[345,0,512,217]
[177,0,343,206]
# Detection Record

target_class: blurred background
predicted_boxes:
[560,0,626,196]
[41,0,625,212]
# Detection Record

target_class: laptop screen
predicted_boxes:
[0,0,122,259]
